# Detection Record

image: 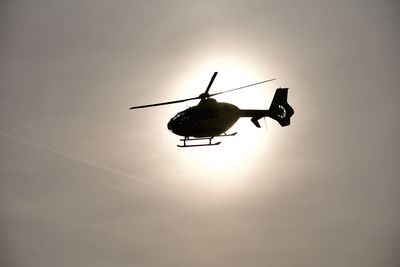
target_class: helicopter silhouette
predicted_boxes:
[130,72,294,147]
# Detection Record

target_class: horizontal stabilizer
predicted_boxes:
[251,117,262,128]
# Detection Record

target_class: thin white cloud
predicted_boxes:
[0,130,176,193]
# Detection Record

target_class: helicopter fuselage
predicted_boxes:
[167,98,241,137]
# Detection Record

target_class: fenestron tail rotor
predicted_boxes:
[129,72,276,110]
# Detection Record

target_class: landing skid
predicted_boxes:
[177,132,237,148]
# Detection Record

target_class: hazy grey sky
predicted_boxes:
[1,0,399,266]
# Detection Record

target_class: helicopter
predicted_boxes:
[130,72,294,147]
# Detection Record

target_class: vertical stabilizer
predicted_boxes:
[268,88,294,126]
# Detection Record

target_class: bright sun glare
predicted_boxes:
[165,58,279,190]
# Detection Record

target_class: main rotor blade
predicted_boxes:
[129,96,200,110]
[204,72,218,95]
[208,78,276,97]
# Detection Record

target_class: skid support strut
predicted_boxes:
[178,136,220,148]
[177,132,237,147]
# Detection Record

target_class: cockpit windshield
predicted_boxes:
[171,111,185,120]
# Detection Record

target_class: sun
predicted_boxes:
[166,59,279,191]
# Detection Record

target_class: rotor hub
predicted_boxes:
[198,93,209,99]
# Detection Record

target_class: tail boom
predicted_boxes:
[239,109,269,128]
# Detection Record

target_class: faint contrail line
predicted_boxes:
[0,130,174,192]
